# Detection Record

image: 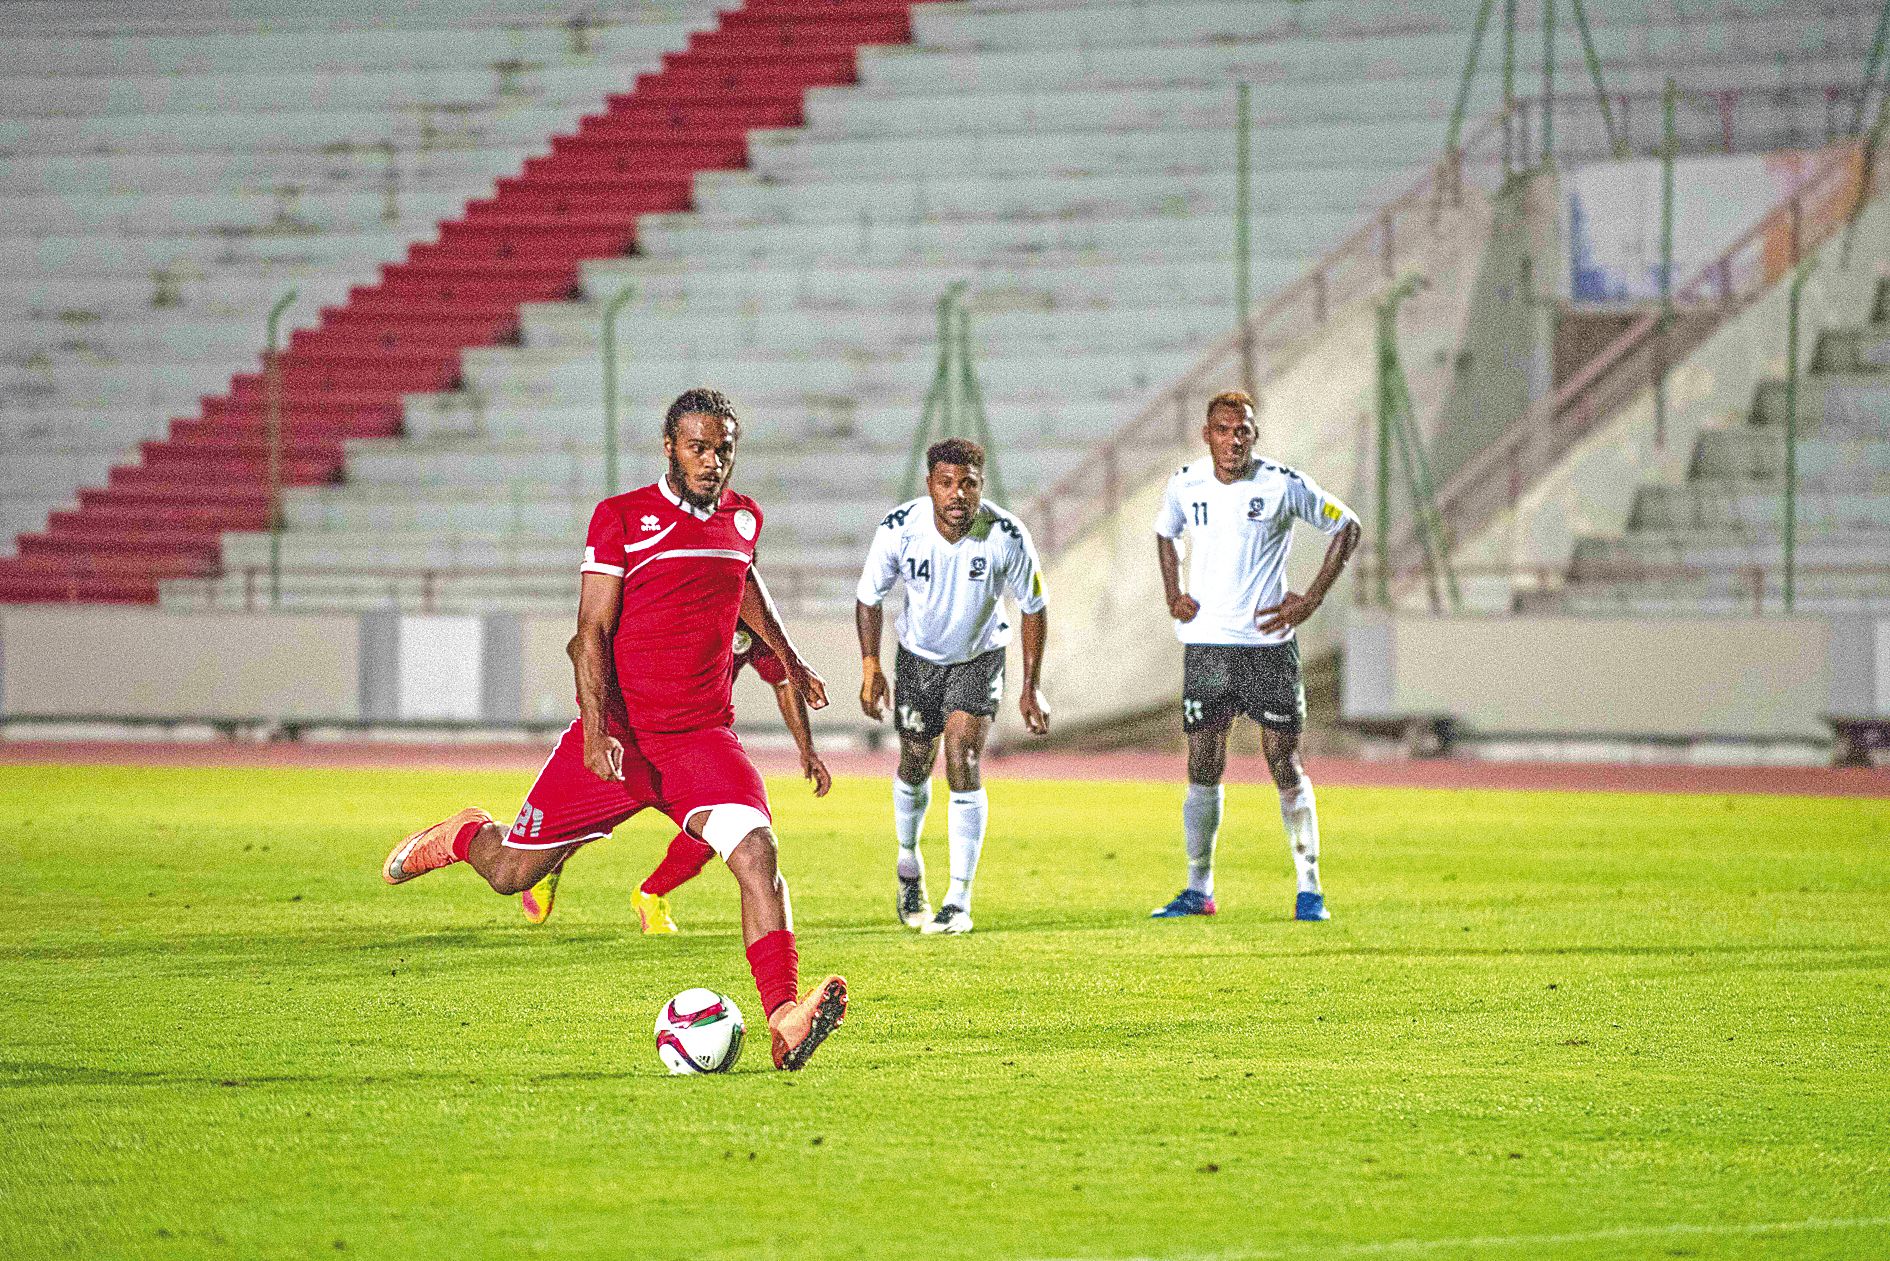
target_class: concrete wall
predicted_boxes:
[0,607,359,719]
[1342,609,1880,739]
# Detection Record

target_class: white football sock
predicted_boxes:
[945,787,987,911]
[1279,775,1321,894]
[1183,782,1223,896]
[893,776,930,880]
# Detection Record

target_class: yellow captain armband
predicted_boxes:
[1031,571,1045,599]
[1322,502,1343,522]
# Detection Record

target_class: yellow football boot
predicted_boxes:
[631,888,679,934]
[520,868,560,925]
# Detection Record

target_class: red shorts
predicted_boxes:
[504,721,770,853]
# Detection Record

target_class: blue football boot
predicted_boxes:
[1295,891,1331,921]
[1150,889,1217,918]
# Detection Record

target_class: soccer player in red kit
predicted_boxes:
[382,388,847,1071]
[519,622,832,933]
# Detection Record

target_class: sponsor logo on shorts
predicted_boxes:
[1263,711,1293,723]
[1183,699,1205,724]
[733,508,757,540]
[897,704,927,734]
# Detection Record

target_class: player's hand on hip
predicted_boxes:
[583,730,626,782]
[788,658,829,710]
[1256,591,1318,635]
[1020,686,1051,736]
[860,662,889,721]
[803,750,832,797]
[1169,593,1201,622]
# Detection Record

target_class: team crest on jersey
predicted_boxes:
[732,628,753,655]
[640,514,660,531]
[969,556,987,580]
[733,508,757,540]
[1247,497,1266,520]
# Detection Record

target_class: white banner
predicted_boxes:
[1565,151,1816,303]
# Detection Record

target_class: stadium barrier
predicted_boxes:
[0,606,872,736]
[1341,609,1886,743]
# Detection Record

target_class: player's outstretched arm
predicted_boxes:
[1256,518,1362,634]
[1018,608,1051,735]
[740,568,827,710]
[1156,535,1199,622]
[568,572,625,782]
[772,681,831,797]
[854,599,889,721]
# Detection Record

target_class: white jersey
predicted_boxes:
[856,498,1047,665]
[1154,457,1357,646]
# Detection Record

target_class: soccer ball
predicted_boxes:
[654,988,746,1075]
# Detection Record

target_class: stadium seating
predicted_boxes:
[1552,278,1890,614]
[0,0,1881,611]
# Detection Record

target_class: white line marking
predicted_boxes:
[1032,1215,1890,1261]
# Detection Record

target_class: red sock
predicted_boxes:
[745,929,800,1018]
[449,818,484,862]
[641,833,714,896]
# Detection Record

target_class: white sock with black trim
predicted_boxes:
[893,776,930,880]
[945,787,987,911]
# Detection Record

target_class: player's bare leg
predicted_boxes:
[894,733,939,927]
[1153,727,1229,918]
[924,711,989,934]
[1263,727,1327,921]
[696,812,846,1070]
[384,813,575,894]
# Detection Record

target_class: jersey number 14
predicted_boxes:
[905,557,932,582]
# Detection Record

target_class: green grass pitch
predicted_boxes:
[2,762,1886,1260]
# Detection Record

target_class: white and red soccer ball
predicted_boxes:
[655,988,746,1074]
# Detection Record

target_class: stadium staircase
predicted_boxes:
[0,0,936,603]
[1550,274,1890,614]
[0,0,1881,614]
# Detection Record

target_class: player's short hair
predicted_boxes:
[1206,390,1256,423]
[664,387,740,441]
[926,437,985,473]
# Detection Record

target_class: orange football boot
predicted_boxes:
[383,807,492,885]
[767,975,848,1071]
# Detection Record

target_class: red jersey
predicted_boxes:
[581,477,763,733]
[732,625,789,687]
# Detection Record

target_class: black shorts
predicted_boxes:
[892,645,1006,742]
[1181,642,1304,735]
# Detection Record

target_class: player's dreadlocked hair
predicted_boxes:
[1206,389,1256,421]
[926,437,985,472]
[664,387,740,440]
